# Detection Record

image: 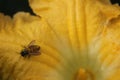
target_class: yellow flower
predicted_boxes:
[0,0,120,80]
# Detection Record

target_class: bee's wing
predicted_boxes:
[28,40,36,47]
[29,52,41,55]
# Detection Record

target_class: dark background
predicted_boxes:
[0,0,35,17]
[0,0,119,17]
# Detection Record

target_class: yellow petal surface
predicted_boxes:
[0,13,64,80]
[0,0,120,80]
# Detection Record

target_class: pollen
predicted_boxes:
[75,68,94,80]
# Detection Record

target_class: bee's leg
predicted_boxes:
[21,45,26,48]
[24,55,28,59]
[27,55,31,58]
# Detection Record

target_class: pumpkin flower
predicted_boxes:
[0,0,120,80]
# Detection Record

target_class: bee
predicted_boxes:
[21,40,41,58]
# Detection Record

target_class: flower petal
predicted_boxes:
[0,13,64,80]
[1,0,120,80]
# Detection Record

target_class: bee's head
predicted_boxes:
[20,49,29,57]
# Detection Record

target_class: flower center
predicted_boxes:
[75,68,94,80]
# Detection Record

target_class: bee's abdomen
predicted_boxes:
[29,45,40,53]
